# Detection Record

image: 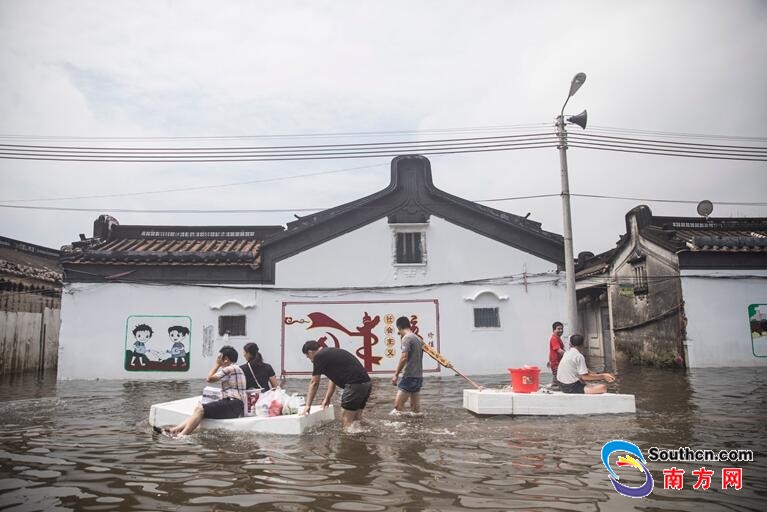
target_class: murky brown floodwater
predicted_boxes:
[0,367,765,511]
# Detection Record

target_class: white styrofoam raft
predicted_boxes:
[463,389,636,416]
[149,397,336,435]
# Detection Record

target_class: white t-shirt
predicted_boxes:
[556,347,589,385]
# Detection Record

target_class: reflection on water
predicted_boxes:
[0,367,765,511]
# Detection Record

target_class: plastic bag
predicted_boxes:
[282,394,306,415]
[268,389,290,417]
[201,386,221,405]
[243,389,260,417]
[255,389,276,417]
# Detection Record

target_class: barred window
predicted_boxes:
[474,307,501,328]
[396,232,423,264]
[633,264,648,294]
[218,315,246,336]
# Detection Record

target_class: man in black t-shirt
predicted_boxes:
[299,340,372,429]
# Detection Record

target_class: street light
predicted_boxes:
[556,72,588,336]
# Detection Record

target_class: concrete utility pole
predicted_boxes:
[556,72,587,336]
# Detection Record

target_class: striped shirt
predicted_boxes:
[214,364,246,402]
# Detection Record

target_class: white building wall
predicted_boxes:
[58,278,565,380]
[58,283,259,380]
[58,215,566,380]
[275,216,556,288]
[680,269,767,368]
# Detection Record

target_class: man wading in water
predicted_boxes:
[390,316,424,416]
[299,340,372,430]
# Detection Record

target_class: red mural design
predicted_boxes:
[307,311,382,371]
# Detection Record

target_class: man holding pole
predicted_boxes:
[390,316,424,416]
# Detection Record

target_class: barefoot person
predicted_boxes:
[160,345,246,436]
[390,316,424,416]
[299,340,372,429]
[557,334,616,394]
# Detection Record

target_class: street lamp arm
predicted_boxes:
[560,95,571,118]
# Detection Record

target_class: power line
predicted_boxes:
[0,141,558,162]
[568,143,767,162]
[0,132,555,152]
[1,192,765,214]
[2,127,765,161]
[586,125,767,143]
[0,161,389,203]
[571,133,767,151]
[2,122,764,143]
[570,193,767,206]
[0,123,551,142]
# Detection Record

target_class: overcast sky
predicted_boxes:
[1,0,765,255]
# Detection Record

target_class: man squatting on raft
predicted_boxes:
[299,340,372,429]
[556,334,616,394]
[160,345,246,436]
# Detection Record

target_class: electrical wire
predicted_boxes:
[570,132,767,151]
[586,125,767,143]
[0,122,551,142]
[0,161,390,203]
[2,192,765,214]
[570,193,767,206]
[2,127,765,161]
[0,132,556,152]
[0,137,558,162]
[568,143,767,162]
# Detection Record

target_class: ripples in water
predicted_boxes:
[0,367,765,511]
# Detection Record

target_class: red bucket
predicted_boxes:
[508,366,540,393]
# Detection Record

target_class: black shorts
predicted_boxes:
[560,381,585,394]
[341,381,372,411]
[202,398,243,419]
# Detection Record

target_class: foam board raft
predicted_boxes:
[149,397,336,435]
[463,389,635,416]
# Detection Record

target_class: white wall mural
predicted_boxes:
[281,300,440,375]
[750,304,767,357]
[124,315,192,372]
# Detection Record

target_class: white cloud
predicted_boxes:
[0,0,765,253]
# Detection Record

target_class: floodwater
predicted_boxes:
[0,367,765,511]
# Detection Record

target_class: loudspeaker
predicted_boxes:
[567,110,588,130]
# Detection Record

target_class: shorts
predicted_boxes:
[341,381,372,411]
[560,381,585,394]
[203,397,243,419]
[398,377,423,394]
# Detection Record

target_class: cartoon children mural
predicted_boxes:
[130,324,153,367]
[167,325,189,367]
[125,316,191,371]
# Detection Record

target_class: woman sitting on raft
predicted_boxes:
[240,342,278,392]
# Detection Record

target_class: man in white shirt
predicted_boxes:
[556,334,616,394]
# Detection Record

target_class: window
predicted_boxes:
[218,315,246,336]
[396,232,423,264]
[633,264,648,295]
[474,307,500,328]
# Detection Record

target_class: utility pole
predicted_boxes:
[556,72,587,336]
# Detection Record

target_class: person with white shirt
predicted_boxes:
[556,334,616,394]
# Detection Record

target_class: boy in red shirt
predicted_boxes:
[548,321,565,387]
